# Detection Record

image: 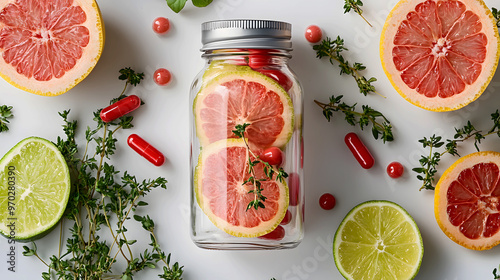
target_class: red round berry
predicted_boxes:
[152,17,170,34]
[258,225,285,240]
[319,193,336,210]
[280,210,292,226]
[387,161,404,178]
[153,68,171,86]
[305,25,322,43]
[261,147,283,166]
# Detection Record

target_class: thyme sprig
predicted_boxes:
[22,68,183,280]
[493,265,500,279]
[0,105,13,133]
[313,37,380,97]
[492,7,500,28]
[413,110,500,191]
[232,123,288,211]
[314,95,393,143]
[343,0,372,27]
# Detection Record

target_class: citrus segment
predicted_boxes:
[0,0,104,96]
[334,200,423,280]
[194,70,294,149]
[435,151,500,250]
[381,0,500,111]
[194,139,288,237]
[0,137,70,240]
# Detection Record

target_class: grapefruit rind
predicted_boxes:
[194,138,289,238]
[201,61,251,88]
[193,69,294,148]
[435,151,500,250]
[380,0,500,112]
[333,200,423,280]
[0,137,71,240]
[0,0,105,96]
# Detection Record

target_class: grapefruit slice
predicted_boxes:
[194,139,289,237]
[0,0,104,96]
[193,70,294,149]
[435,151,500,250]
[380,0,500,112]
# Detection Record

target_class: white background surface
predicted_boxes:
[1,0,500,279]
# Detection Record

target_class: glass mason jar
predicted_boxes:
[190,19,304,250]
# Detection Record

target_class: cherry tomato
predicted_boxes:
[256,69,293,92]
[280,210,292,226]
[319,193,336,210]
[261,147,283,166]
[127,134,165,166]
[153,68,171,86]
[288,172,300,206]
[305,25,322,43]
[100,95,141,123]
[387,161,404,178]
[258,225,285,240]
[152,17,170,34]
[344,132,374,169]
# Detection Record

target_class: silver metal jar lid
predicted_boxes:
[201,19,292,51]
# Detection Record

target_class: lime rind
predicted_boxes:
[0,137,70,241]
[333,200,423,280]
[194,138,289,238]
[193,68,295,149]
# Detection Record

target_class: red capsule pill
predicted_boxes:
[100,95,141,123]
[344,132,374,169]
[127,134,165,166]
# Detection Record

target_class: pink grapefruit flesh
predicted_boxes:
[381,0,500,111]
[435,151,500,250]
[195,139,288,237]
[0,0,104,96]
[194,70,294,149]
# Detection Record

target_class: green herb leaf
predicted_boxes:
[0,105,14,133]
[166,0,188,13]
[313,37,380,96]
[24,68,182,279]
[314,95,393,143]
[232,123,288,211]
[343,0,372,26]
[119,67,145,87]
[492,7,500,28]
[192,0,213,7]
[413,111,500,190]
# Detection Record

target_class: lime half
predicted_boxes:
[0,137,70,240]
[333,200,423,280]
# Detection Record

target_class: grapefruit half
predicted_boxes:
[380,0,500,112]
[0,0,104,96]
[435,151,500,250]
[194,139,289,237]
[194,70,294,149]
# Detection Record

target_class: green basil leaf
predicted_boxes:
[167,0,188,13]
[192,0,213,7]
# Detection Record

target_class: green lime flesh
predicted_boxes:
[333,200,423,280]
[0,137,70,241]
